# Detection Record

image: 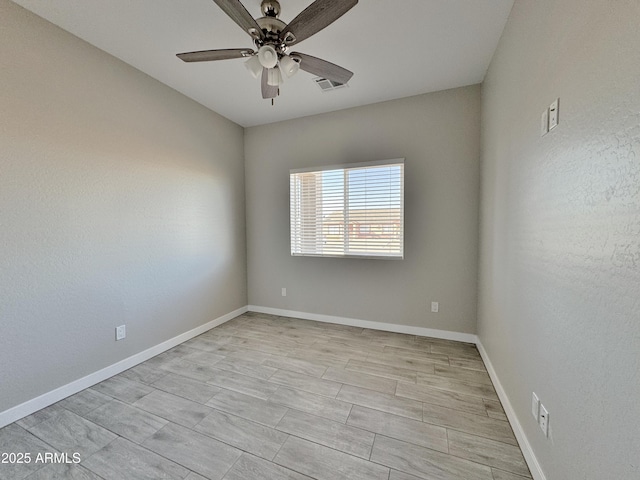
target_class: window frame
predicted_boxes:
[290,159,405,260]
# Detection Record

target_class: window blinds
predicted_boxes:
[290,159,404,259]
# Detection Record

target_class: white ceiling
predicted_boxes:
[12,0,514,127]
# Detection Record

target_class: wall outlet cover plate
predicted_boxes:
[539,403,549,436]
[116,325,126,341]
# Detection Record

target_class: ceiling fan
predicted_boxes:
[176,0,358,100]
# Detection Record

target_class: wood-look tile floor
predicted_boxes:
[0,313,532,480]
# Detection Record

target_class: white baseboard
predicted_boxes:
[0,306,247,429]
[476,339,547,480]
[248,305,478,344]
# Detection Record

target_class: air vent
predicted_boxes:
[314,77,348,92]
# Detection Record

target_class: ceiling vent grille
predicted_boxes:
[314,77,348,92]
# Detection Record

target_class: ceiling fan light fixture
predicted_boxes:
[177,0,359,100]
[280,55,300,78]
[244,55,263,79]
[257,45,278,69]
[267,66,283,86]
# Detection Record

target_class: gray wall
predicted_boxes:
[245,86,481,333]
[0,0,247,413]
[479,0,640,479]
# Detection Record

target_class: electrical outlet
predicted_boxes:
[539,403,550,437]
[115,325,126,341]
[431,302,439,313]
[281,287,287,297]
[531,392,540,420]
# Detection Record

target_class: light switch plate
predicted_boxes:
[531,392,540,420]
[431,302,439,313]
[540,109,549,136]
[549,99,559,130]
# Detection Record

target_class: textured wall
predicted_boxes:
[245,86,480,333]
[0,0,246,412]
[479,0,640,478]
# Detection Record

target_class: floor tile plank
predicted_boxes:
[337,384,423,420]
[90,376,155,404]
[24,464,102,480]
[207,369,279,400]
[382,346,450,365]
[274,436,389,480]
[347,405,448,453]
[435,364,493,385]
[416,372,499,400]
[322,367,397,394]
[142,423,241,480]
[389,470,427,480]
[287,350,350,369]
[119,363,167,385]
[431,343,481,360]
[448,357,487,372]
[207,389,288,428]
[345,359,418,383]
[263,355,328,378]
[491,468,533,480]
[276,409,375,459]
[133,390,212,428]
[447,430,531,477]
[222,453,314,480]
[364,353,438,374]
[422,403,518,446]
[159,358,220,383]
[396,382,488,416]
[26,410,117,458]
[84,399,167,444]
[268,387,353,423]
[269,369,342,397]
[84,437,188,480]
[371,435,493,480]
[17,403,67,429]
[151,372,222,404]
[59,389,113,416]
[195,409,288,460]
[212,358,279,380]
[180,350,226,367]
[483,399,508,421]
[0,424,57,479]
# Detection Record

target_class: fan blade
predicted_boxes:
[212,0,264,40]
[291,52,353,84]
[177,48,254,62]
[261,68,278,99]
[280,0,358,46]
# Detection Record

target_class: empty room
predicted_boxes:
[1,1,638,479]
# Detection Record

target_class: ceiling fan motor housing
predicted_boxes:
[256,0,287,49]
[256,16,287,44]
[261,0,281,17]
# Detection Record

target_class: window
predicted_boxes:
[290,159,404,259]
